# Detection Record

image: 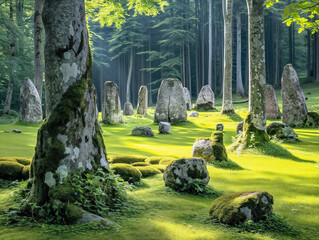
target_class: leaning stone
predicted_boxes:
[123,102,134,116]
[281,64,308,127]
[307,112,319,128]
[163,158,209,192]
[265,84,281,119]
[154,78,187,123]
[19,77,42,123]
[216,124,224,132]
[194,85,215,111]
[137,85,148,116]
[188,111,199,117]
[132,126,154,137]
[266,122,298,139]
[102,81,124,124]
[236,121,243,135]
[159,122,171,134]
[184,87,192,111]
[209,191,274,225]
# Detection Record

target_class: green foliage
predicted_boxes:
[131,162,151,166]
[110,155,147,164]
[0,161,24,180]
[110,163,142,183]
[135,166,162,177]
[182,179,211,195]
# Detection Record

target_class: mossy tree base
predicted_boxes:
[221,109,235,115]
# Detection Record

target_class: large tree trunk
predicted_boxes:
[208,0,212,88]
[126,46,133,103]
[28,0,107,205]
[34,0,44,101]
[221,0,234,114]
[242,0,269,146]
[235,8,245,97]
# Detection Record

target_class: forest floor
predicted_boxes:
[0,84,319,240]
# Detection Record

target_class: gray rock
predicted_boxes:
[216,124,224,131]
[159,122,171,134]
[188,111,199,117]
[265,84,281,119]
[19,77,42,123]
[266,122,298,139]
[102,81,124,124]
[209,191,273,225]
[281,64,308,127]
[237,121,244,135]
[132,126,154,137]
[5,129,22,133]
[137,85,148,116]
[123,102,134,116]
[194,85,215,110]
[183,87,192,111]
[163,158,209,192]
[307,112,319,128]
[154,78,187,123]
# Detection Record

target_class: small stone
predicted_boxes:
[184,87,192,111]
[194,85,215,110]
[5,129,22,133]
[159,122,171,134]
[236,121,243,135]
[216,124,224,132]
[188,111,199,117]
[123,102,134,116]
[132,126,154,137]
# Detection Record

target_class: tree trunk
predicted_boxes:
[274,18,280,87]
[28,0,107,205]
[315,31,319,83]
[208,0,212,87]
[126,46,133,103]
[34,0,45,104]
[221,0,234,114]
[243,0,269,146]
[235,9,245,97]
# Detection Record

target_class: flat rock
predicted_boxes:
[132,126,154,137]
[159,122,171,134]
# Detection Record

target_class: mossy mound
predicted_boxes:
[307,112,319,127]
[110,155,147,164]
[151,165,166,173]
[159,157,176,165]
[135,166,162,178]
[145,157,162,164]
[110,164,142,183]
[48,183,76,203]
[22,165,30,179]
[209,191,274,225]
[0,157,31,166]
[0,161,24,180]
[132,162,151,167]
[210,131,228,162]
[146,156,176,165]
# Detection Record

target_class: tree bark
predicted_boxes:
[208,0,212,88]
[28,0,107,205]
[34,0,45,104]
[221,0,234,114]
[126,46,133,103]
[235,9,245,97]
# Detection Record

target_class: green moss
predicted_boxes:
[48,183,76,203]
[135,166,162,178]
[146,157,176,165]
[132,162,151,167]
[159,157,176,165]
[307,112,319,127]
[110,164,142,183]
[0,157,31,166]
[110,155,147,164]
[0,161,24,180]
[242,114,269,148]
[92,119,107,167]
[65,203,84,224]
[151,165,166,173]
[211,131,224,145]
[22,165,30,179]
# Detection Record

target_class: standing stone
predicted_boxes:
[154,78,187,123]
[194,85,215,110]
[281,64,308,127]
[123,102,134,116]
[19,77,42,123]
[137,85,148,116]
[183,87,192,111]
[265,84,281,119]
[159,122,171,134]
[102,81,124,124]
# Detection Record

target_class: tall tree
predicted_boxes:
[235,5,245,97]
[208,0,213,87]
[221,0,234,114]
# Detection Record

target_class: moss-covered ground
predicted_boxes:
[0,84,319,239]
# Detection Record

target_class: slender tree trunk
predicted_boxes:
[126,46,133,103]
[3,0,16,115]
[201,0,205,86]
[315,31,319,83]
[148,28,153,105]
[307,29,311,81]
[28,0,107,205]
[187,39,192,95]
[274,18,280,87]
[222,0,234,114]
[235,9,245,97]
[34,0,45,101]
[208,0,212,87]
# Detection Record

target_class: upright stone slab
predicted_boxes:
[281,64,308,127]
[154,78,187,123]
[184,87,192,111]
[123,102,134,116]
[265,84,281,119]
[194,85,215,110]
[102,81,124,124]
[19,77,42,123]
[137,85,148,116]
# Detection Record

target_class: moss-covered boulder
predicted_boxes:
[0,161,24,180]
[135,166,162,178]
[132,162,151,167]
[307,112,319,127]
[209,191,274,225]
[159,157,176,165]
[110,155,147,164]
[192,132,228,162]
[151,165,166,173]
[163,158,209,192]
[266,122,298,140]
[110,164,142,183]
